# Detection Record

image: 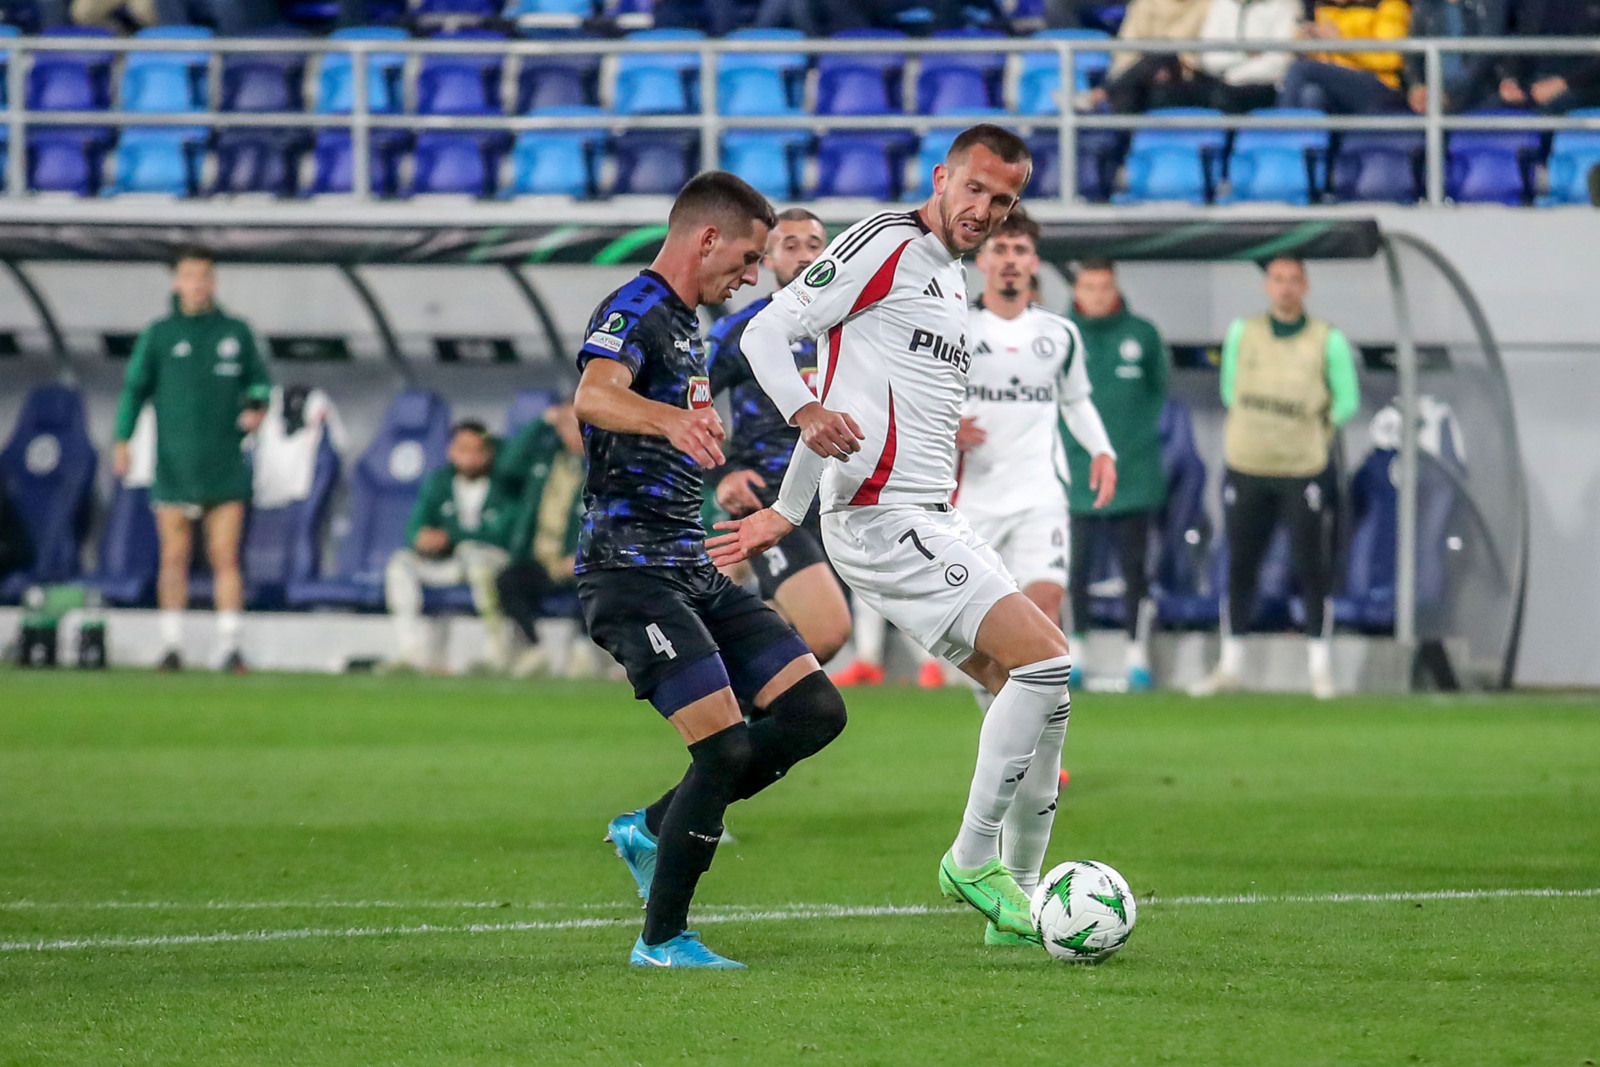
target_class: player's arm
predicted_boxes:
[1058,323,1118,509]
[112,326,157,479]
[706,317,768,515]
[1219,319,1245,408]
[237,327,272,434]
[574,359,725,469]
[1325,328,1360,427]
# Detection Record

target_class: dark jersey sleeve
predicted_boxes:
[577,305,648,381]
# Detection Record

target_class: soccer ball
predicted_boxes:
[1031,860,1137,963]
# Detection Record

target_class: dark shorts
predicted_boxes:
[751,506,830,601]
[579,561,805,710]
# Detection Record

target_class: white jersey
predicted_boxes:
[955,306,1097,522]
[760,209,970,512]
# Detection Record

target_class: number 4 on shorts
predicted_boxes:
[646,623,677,659]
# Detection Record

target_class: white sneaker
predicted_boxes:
[1310,666,1336,700]
[511,646,551,679]
[1188,668,1244,697]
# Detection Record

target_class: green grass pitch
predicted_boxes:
[2,671,1598,1065]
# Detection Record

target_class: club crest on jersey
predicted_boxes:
[218,336,241,360]
[909,328,970,373]
[804,261,836,288]
[1120,338,1143,362]
[686,376,712,409]
[1032,336,1057,360]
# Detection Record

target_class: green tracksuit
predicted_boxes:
[496,419,584,565]
[405,453,522,553]
[113,296,272,507]
[1066,303,1169,516]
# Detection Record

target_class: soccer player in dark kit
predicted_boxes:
[573,172,850,970]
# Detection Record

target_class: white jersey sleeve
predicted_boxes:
[1055,315,1114,459]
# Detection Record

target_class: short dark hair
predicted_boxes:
[1077,256,1116,274]
[172,244,214,269]
[987,206,1041,247]
[452,418,490,440]
[947,124,1032,170]
[668,171,778,237]
[1261,253,1306,272]
[776,206,823,226]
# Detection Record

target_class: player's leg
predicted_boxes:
[498,559,555,677]
[1117,511,1156,690]
[458,542,512,671]
[202,500,247,671]
[1286,475,1337,698]
[1067,514,1093,684]
[383,550,462,670]
[755,521,852,667]
[153,505,194,669]
[1193,471,1278,694]
[832,599,886,686]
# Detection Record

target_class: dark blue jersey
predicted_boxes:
[706,295,819,505]
[575,270,712,573]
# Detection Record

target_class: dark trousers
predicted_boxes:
[495,559,575,645]
[1107,58,1281,114]
[1222,468,1334,639]
[1069,510,1153,639]
[1279,59,1408,114]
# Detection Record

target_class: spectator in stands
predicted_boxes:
[382,420,518,674]
[1092,0,1213,114]
[778,0,972,35]
[493,397,591,679]
[112,245,272,673]
[1279,0,1412,115]
[1496,0,1600,114]
[1404,0,1509,114]
[1191,0,1303,112]
[1066,258,1169,691]
[69,0,158,32]
[1190,255,1359,701]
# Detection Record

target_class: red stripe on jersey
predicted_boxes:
[848,387,898,506]
[820,238,912,403]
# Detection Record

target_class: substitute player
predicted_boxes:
[709,125,1070,944]
[575,173,848,970]
[707,207,852,665]
[113,245,271,673]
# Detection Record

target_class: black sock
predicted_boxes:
[642,722,751,946]
[733,672,848,802]
[643,785,677,837]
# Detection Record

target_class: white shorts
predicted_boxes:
[822,503,1019,666]
[964,502,1069,592]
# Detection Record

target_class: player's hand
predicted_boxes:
[706,508,795,568]
[112,441,131,480]
[415,527,450,556]
[793,401,863,460]
[667,408,726,469]
[1531,75,1568,105]
[956,415,987,451]
[716,469,767,517]
[238,408,265,434]
[1499,77,1527,105]
[1090,453,1118,509]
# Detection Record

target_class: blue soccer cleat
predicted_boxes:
[604,809,658,902]
[1068,663,1083,690]
[630,931,747,969]
[1126,665,1153,692]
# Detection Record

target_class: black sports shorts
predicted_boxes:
[751,505,830,601]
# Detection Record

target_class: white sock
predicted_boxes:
[1126,598,1153,672]
[217,611,242,654]
[159,610,184,651]
[951,654,1073,869]
[1308,637,1332,678]
[385,553,428,666]
[1124,637,1148,673]
[1219,635,1244,676]
[1002,695,1070,897]
[853,602,885,667]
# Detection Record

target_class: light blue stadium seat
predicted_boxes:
[507,109,606,197]
[1223,108,1328,205]
[1115,107,1226,204]
[721,129,808,200]
[106,128,205,196]
[119,26,212,113]
[1017,28,1110,114]
[719,67,794,116]
[1543,109,1600,205]
[316,26,408,114]
[614,29,702,115]
[505,0,592,23]
[904,127,961,200]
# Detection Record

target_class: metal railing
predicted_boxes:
[4,33,1599,201]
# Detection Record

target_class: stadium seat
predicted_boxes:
[506,0,593,26]
[286,390,452,610]
[1542,108,1600,206]
[413,0,499,20]
[238,433,342,609]
[506,110,606,197]
[719,67,794,117]
[0,25,17,110]
[916,28,1005,114]
[315,27,409,114]
[0,385,96,603]
[1159,529,1293,632]
[221,47,307,113]
[306,128,410,196]
[118,26,212,114]
[613,28,703,115]
[1017,29,1111,114]
[27,128,111,195]
[87,482,159,606]
[516,40,601,112]
[722,27,807,82]
[504,388,560,436]
[1446,111,1539,206]
[904,127,960,200]
[721,128,807,200]
[408,130,511,196]
[1115,107,1226,204]
[1151,399,1209,614]
[813,130,916,200]
[612,130,698,195]
[1330,131,1423,203]
[27,26,114,112]
[815,29,905,116]
[105,128,205,196]
[212,128,307,196]
[417,29,507,115]
[1223,108,1328,205]
[1026,128,1124,201]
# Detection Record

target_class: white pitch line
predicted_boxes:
[1149,887,1600,906]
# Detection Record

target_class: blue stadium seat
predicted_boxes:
[106,128,205,196]
[517,41,600,112]
[1446,110,1539,206]
[1151,399,1209,614]
[118,26,212,114]
[813,130,915,199]
[1115,107,1226,204]
[306,129,410,196]
[87,482,159,606]
[0,25,17,110]
[212,128,306,196]
[721,129,807,200]
[414,0,499,19]
[27,128,111,195]
[904,127,960,200]
[614,28,702,115]
[916,28,1005,114]
[240,433,342,609]
[719,66,794,117]
[417,29,506,115]
[222,48,307,113]
[27,26,114,112]
[506,110,606,197]
[0,385,96,603]
[815,29,905,116]
[1330,131,1423,203]
[286,390,452,610]
[1160,529,1293,632]
[408,130,510,196]
[506,0,593,24]
[722,27,807,80]
[1543,109,1600,206]
[1026,128,1124,201]
[612,130,698,195]
[1017,28,1110,114]
[504,388,560,436]
[1223,108,1328,205]
[316,27,409,114]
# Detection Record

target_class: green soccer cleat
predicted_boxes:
[938,849,1039,942]
[984,920,1038,947]
[604,809,657,902]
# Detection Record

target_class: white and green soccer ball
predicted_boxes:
[1031,860,1137,963]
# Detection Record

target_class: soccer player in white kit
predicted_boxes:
[708,126,1072,944]
[956,209,1118,668]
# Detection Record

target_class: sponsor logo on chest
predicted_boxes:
[687,376,713,409]
[966,376,1055,403]
[909,328,970,373]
